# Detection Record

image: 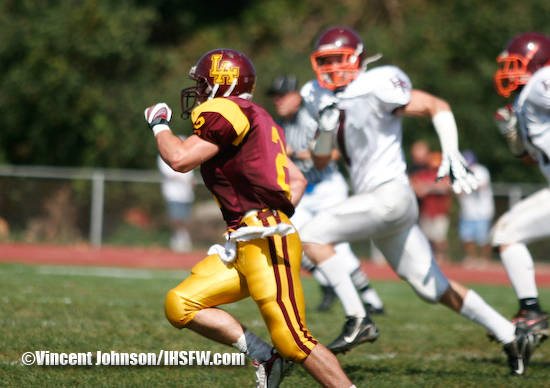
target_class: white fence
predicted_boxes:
[0,165,166,248]
[0,165,546,257]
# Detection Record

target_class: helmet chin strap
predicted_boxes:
[223,78,238,97]
[208,84,219,100]
[208,78,238,100]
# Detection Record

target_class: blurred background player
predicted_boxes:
[267,74,384,314]
[457,150,495,268]
[157,135,196,253]
[409,150,453,265]
[298,26,535,376]
[148,48,357,388]
[491,31,550,345]
[408,140,431,176]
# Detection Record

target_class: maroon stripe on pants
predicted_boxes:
[281,233,317,345]
[261,215,316,354]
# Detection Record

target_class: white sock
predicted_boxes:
[460,290,516,344]
[362,288,384,309]
[500,243,538,300]
[334,242,361,273]
[317,254,366,318]
[232,330,274,362]
[311,267,330,287]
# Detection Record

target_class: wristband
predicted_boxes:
[152,124,171,136]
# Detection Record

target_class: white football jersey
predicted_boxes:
[301,65,412,194]
[514,65,550,184]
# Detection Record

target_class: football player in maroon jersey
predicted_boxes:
[145,49,356,388]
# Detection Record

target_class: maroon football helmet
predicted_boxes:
[494,32,550,97]
[310,26,365,90]
[181,49,257,118]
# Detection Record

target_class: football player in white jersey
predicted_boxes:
[299,26,536,376]
[492,31,550,346]
[268,74,385,314]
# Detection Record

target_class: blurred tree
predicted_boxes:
[0,0,549,184]
[0,0,169,168]
[354,0,550,183]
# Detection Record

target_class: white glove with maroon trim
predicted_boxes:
[144,103,172,135]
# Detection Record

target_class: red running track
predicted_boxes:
[1,242,550,288]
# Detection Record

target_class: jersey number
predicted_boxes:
[272,127,291,199]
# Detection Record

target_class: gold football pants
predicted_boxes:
[164,209,318,363]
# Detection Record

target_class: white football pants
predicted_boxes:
[300,180,449,302]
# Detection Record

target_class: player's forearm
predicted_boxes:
[312,154,332,171]
[502,130,528,158]
[287,157,307,206]
[493,105,527,158]
[157,132,218,173]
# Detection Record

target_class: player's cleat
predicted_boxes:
[317,285,337,312]
[253,349,294,388]
[503,328,537,376]
[487,309,549,345]
[365,303,385,315]
[512,309,549,345]
[327,316,380,354]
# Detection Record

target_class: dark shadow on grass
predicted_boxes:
[339,354,550,379]
[462,354,550,370]
[343,363,393,376]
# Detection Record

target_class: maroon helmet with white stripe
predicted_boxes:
[311,26,365,91]
[494,32,550,97]
[181,49,256,118]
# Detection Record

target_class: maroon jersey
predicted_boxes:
[190,96,295,229]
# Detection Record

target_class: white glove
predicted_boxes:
[493,105,526,157]
[436,151,479,195]
[318,105,340,132]
[144,103,173,135]
[312,105,339,156]
[494,104,517,135]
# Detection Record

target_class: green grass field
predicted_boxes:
[1,262,549,388]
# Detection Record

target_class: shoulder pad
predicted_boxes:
[341,65,411,99]
[524,66,550,111]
